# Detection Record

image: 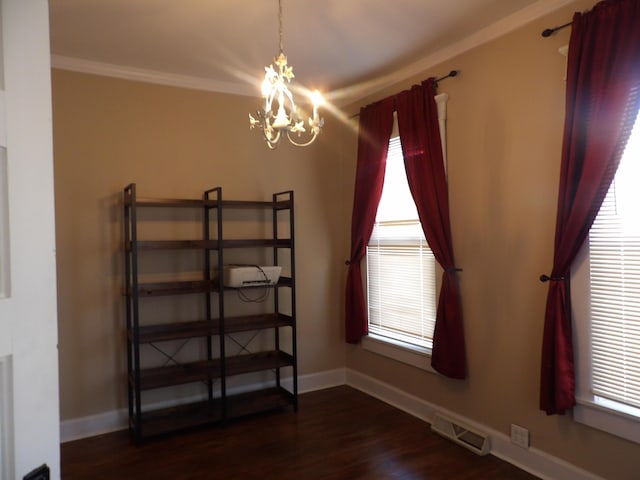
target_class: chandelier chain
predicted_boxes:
[278,0,283,54]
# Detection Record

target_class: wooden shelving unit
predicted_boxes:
[123,183,297,443]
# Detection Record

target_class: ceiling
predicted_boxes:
[48,0,568,104]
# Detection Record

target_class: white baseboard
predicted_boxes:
[61,367,600,480]
[60,368,346,444]
[297,368,346,393]
[60,408,128,444]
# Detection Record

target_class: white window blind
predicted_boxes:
[366,135,437,349]
[589,112,640,410]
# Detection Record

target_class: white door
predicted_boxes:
[0,1,61,478]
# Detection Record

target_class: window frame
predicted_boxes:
[571,243,640,444]
[570,108,640,443]
[365,217,439,367]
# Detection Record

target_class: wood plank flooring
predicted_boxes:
[61,386,539,479]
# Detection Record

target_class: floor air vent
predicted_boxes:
[430,413,491,456]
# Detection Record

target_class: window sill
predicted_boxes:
[574,396,640,444]
[361,334,436,374]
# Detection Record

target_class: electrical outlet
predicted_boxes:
[510,424,530,449]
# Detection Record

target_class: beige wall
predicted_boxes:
[341,1,639,479]
[52,0,639,478]
[52,70,350,420]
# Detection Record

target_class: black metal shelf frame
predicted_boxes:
[123,183,297,443]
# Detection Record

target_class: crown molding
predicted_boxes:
[332,0,576,105]
[51,0,576,103]
[50,54,256,97]
[398,0,575,80]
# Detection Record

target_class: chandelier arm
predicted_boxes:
[265,127,282,145]
[286,130,319,147]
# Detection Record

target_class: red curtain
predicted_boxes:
[345,79,466,379]
[345,97,395,343]
[540,0,640,414]
[397,80,466,379]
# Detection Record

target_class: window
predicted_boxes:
[572,110,640,443]
[361,96,448,370]
[366,135,437,352]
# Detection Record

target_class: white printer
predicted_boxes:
[221,265,282,288]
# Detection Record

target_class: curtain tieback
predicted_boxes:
[539,274,565,282]
[345,259,353,266]
[445,267,463,273]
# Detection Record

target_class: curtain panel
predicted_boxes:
[345,97,395,343]
[540,0,640,415]
[396,80,466,378]
[345,79,466,378]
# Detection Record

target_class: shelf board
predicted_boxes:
[135,280,217,297]
[132,277,292,297]
[225,350,294,377]
[224,313,294,334]
[218,199,288,210]
[218,238,292,249]
[276,276,293,288]
[128,240,219,250]
[130,314,293,343]
[125,198,217,208]
[132,387,294,440]
[226,387,295,419]
[134,359,221,391]
[127,238,292,251]
[133,350,292,391]
[125,198,291,210]
[132,320,219,343]
[135,398,223,439]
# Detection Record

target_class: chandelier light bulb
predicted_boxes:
[310,90,324,107]
[261,77,272,98]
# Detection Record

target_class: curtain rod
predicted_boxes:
[349,69,459,119]
[541,21,571,37]
[435,70,459,85]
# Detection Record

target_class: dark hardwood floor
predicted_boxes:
[61,386,539,479]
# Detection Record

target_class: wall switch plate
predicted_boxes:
[510,424,530,449]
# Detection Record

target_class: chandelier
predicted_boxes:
[249,0,324,149]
